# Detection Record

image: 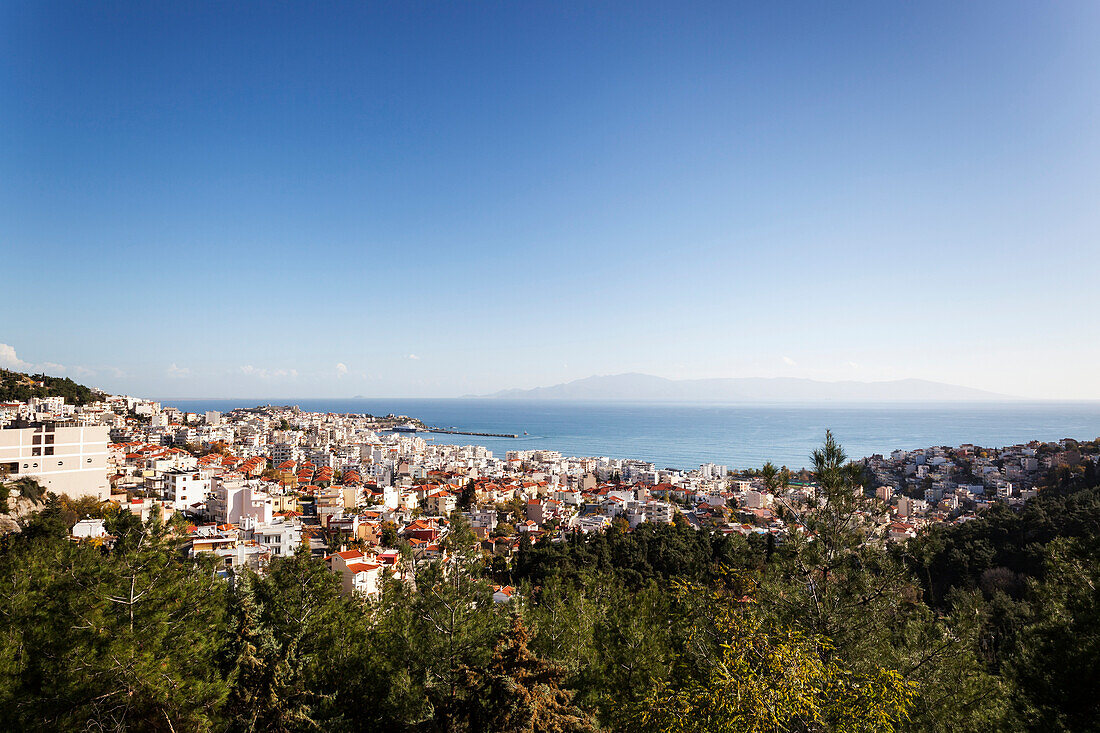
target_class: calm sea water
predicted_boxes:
[158,399,1100,471]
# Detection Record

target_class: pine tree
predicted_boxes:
[469,615,596,733]
[222,572,278,731]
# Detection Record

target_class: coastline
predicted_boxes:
[159,398,1100,471]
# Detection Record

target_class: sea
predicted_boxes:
[157,399,1100,471]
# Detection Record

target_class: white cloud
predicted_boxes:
[167,363,191,378]
[0,345,72,376]
[240,365,298,379]
[407,354,420,361]
[782,356,797,366]
[335,362,348,376]
[846,361,861,369]
[0,343,30,370]
[71,365,96,378]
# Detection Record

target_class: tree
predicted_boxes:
[584,581,673,726]
[381,520,400,548]
[759,432,1006,731]
[8,477,45,506]
[222,571,277,730]
[761,461,779,493]
[504,497,526,525]
[0,511,229,730]
[229,553,376,730]
[413,540,501,731]
[458,479,477,510]
[1005,538,1100,730]
[467,615,596,733]
[640,578,914,733]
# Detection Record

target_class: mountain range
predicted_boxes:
[480,373,1012,403]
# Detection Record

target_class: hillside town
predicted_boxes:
[3,386,1098,599]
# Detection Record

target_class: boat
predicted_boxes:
[392,423,418,433]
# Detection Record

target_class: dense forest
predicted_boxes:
[1,434,1098,731]
[0,368,102,406]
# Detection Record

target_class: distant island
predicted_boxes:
[480,372,1012,403]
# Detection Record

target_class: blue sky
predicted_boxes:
[2,1,1099,399]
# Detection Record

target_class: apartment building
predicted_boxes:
[164,469,209,512]
[0,421,110,499]
[208,474,272,525]
[239,515,301,557]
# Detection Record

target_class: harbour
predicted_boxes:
[427,428,519,439]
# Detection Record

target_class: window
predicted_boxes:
[45,434,54,444]
[31,448,41,457]
[32,435,42,445]
[45,447,54,456]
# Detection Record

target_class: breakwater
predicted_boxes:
[427,428,518,438]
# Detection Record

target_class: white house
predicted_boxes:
[72,518,108,539]
[328,549,383,597]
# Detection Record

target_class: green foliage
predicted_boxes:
[458,479,477,510]
[0,368,100,405]
[641,580,914,733]
[515,519,763,590]
[1002,538,1100,731]
[0,476,39,514]
[0,508,228,730]
[467,615,596,732]
[380,519,400,548]
[221,553,377,730]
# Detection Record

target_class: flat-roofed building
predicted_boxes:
[0,421,110,500]
[208,474,272,525]
[164,469,209,512]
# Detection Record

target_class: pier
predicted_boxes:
[427,428,519,438]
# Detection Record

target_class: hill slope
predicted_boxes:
[0,369,102,406]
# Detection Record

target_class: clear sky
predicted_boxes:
[2,1,1099,399]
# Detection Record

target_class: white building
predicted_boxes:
[240,515,301,557]
[0,422,110,499]
[164,470,209,512]
[208,475,272,525]
[329,549,383,597]
[699,463,728,481]
[740,490,770,510]
[72,518,108,539]
[643,500,675,524]
[270,443,302,465]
